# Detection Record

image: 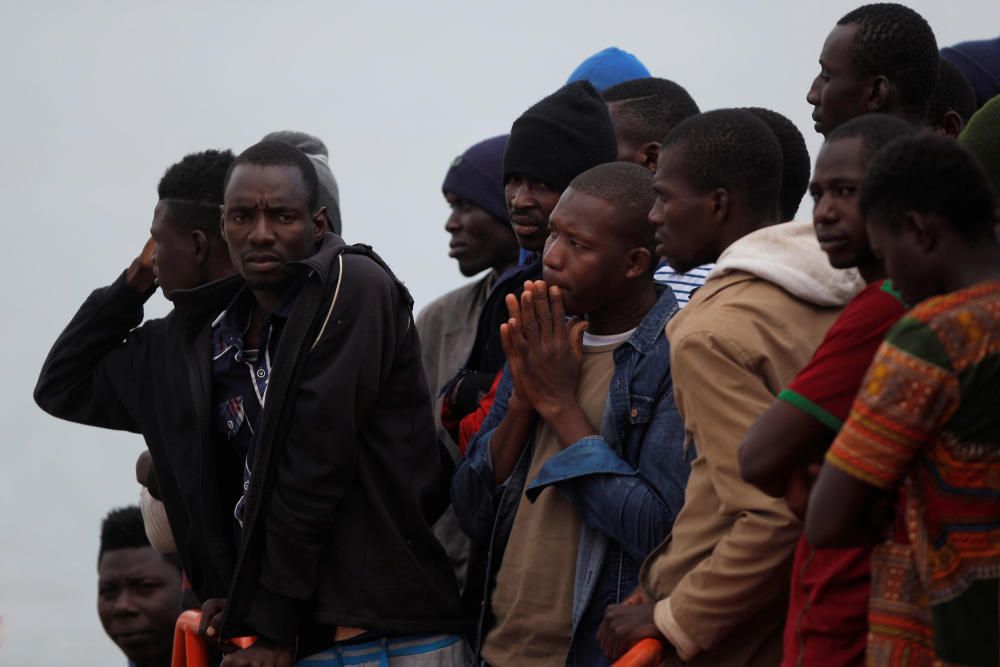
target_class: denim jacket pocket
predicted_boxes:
[627,394,655,425]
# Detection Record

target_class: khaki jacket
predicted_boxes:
[641,222,859,665]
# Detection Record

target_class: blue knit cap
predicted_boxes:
[442,135,510,224]
[566,47,651,92]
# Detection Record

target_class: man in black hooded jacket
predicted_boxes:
[35,141,465,666]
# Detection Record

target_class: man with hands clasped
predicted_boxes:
[452,162,691,667]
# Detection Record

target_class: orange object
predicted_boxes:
[171,610,256,667]
[612,637,665,667]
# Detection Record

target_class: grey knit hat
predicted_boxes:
[261,130,342,235]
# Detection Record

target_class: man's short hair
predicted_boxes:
[825,113,916,165]
[98,506,180,570]
[157,149,235,238]
[860,135,996,242]
[662,109,783,219]
[602,77,700,147]
[836,3,938,119]
[928,59,977,127]
[225,140,320,212]
[744,107,811,221]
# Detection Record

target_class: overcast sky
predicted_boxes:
[1,1,996,663]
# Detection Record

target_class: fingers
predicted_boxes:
[505,292,521,322]
[139,236,156,268]
[519,282,540,345]
[531,281,554,338]
[568,318,588,357]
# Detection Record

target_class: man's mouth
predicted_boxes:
[244,253,281,270]
[113,629,156,646]
[816,236,849,252]
[448,242,468,258]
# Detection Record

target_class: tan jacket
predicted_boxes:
[641,221,860,666]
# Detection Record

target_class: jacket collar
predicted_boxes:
[624,284,679,354]
[169,233,347,322]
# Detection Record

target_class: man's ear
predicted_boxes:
[640,141,661,172]
[191,229,210,265]
[867,76,890,112]
[711,188,730,222]
[624,247,653,280]
[903,211,936,253]
[219,206,227,243]
[939,111,964,139]
[313,206,330,240]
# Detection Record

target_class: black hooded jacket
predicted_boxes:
[35,234,465,649]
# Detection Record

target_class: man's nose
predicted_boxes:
[247,215,275,244]
[111,591,139,617]
[445,211,461,232]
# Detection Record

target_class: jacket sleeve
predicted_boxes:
[449,365,514,545]
[245,257,413,640]
[33,271,151,432]
[524,389,690,563]
[653,329,801,653]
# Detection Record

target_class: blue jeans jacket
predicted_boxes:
[451,285,692,666]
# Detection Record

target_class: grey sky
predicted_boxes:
[1,1,995,662]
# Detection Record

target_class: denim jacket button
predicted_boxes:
[630,408,638,418]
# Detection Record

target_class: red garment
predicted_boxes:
[777,280,906,667]
[456,371,502,455]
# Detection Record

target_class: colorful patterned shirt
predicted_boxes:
[826,280,1000,666]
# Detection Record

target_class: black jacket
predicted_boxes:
[35,235,465,647]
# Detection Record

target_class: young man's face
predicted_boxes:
[810,137,876,270]
[505,174,562,252]
[648,143,719,273]
[97,547,183,665]
[807,24,871,136]
[443,193,519,277]
[542,188,635,317]
[866,212,937,305]
[222,164,326,293]
[150,201,202,300]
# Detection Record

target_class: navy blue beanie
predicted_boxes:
[503,81,618,193]
[442,135,510,224]
[941,37,1000,110]
[567,47,650,92]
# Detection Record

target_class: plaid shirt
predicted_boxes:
[211,280,301,531]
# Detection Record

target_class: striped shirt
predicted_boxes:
[653,262,714,307]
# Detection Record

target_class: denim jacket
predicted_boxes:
[451,285,692,666]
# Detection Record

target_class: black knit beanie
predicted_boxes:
[503,81,618,192]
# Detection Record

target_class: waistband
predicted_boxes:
[297,633,463,666]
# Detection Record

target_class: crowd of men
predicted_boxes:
[35,4,1000,666]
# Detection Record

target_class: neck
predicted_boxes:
[492,258,519,277]
[857,259,886,285]
[943,241,1000,294]
[716,212,778,260]
[586,282,658,336]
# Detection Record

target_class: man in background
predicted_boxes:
[98,506,184,667]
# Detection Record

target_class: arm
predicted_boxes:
[652,330,802,657]
[738,400,833,498]
[807,326,959,547]
[805,464,883,547]
[527,387,689,562]
[34,243,158,430]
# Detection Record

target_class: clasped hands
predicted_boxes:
[499,280,588,421]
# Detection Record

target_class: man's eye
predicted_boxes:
[836,186,855,197]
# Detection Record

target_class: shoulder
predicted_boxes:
[417,280,485,320]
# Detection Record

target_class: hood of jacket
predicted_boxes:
[706,220,863,307]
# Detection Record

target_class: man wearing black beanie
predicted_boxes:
[441,81,618,449]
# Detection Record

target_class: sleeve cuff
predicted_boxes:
[243,586,302,642]
[654,598,701,663]
[524,436,635,501]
